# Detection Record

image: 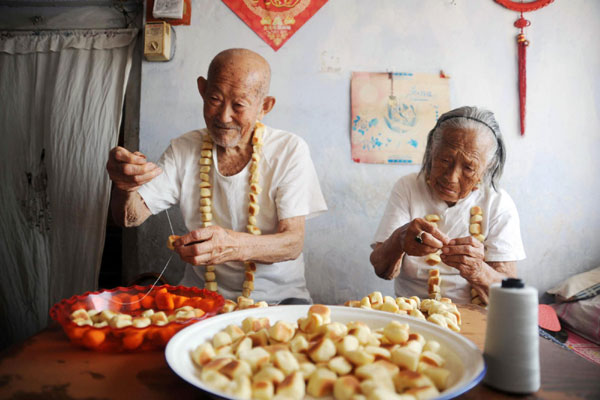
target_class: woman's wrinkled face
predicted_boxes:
[428,127,494,206]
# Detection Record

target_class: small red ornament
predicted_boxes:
[494,0,554,136]
[495,0,553,12]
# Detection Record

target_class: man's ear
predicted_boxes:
[197,77,207,99]
[258,96,276,120]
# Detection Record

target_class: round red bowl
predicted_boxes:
[49,285,224,352]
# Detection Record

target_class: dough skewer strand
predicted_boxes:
[469,206,486,306]
[167,122,266,308]
[423,214,443,300]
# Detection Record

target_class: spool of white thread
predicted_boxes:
[483,278,540,394]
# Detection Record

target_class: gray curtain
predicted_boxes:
[0,28,137,350]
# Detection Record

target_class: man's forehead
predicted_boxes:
[209,62,266,91]
[207,73,264,98]
[209,51,269,78]
[213,49,268,68]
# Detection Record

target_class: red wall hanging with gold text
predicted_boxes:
[222,0,329,51]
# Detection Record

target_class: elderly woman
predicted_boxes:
[370,106,525,304]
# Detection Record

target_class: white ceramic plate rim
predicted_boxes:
[165,305,486,400]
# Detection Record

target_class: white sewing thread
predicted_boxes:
[106,209,175,305]
[483,282,540,393]
[166,207,175,236]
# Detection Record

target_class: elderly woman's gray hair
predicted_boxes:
[420,106,506,191]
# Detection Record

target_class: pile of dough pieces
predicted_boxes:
[192,304,453,400]
[69,306,205,329]
[221,296,270,313]
[344,291,461,333]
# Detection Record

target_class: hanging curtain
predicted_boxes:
[0,28,138,350]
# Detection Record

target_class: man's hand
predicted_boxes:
[173,226,240,266]
[106,146,162,192]
[172,216,305,266]
[403,218,450,257]
[106,147,156,227]
[440,236,486,283]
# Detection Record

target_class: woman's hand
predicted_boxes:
[403,218,450,257]
[371,218,450,280]
[440,236,486,284]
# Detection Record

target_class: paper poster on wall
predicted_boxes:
[222,0,329,51]
[351,72,450,165]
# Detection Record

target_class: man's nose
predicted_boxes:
[216,103,233,123]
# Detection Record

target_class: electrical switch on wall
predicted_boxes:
[144,21,172,61]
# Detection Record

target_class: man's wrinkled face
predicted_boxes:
[200,68,265,148]
[428,128,493,205]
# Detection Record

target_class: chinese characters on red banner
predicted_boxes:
[222,0,328,51]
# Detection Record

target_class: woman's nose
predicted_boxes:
[443,165,461,182]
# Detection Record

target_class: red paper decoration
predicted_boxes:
[222,0,329,51]
[495,0,554,12]
[495,0,554,135]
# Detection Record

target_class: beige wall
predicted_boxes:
[136,0,600,303]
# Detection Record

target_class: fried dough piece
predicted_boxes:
[166,235,181,250]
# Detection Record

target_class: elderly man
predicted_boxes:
[370,106,525,304]
[106,48,327,304]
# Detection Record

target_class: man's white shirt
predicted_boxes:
[139,126,327,303]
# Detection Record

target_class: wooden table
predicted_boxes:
[1,304,599,399]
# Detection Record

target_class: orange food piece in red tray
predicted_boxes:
[82,329,106,349]
[65,325,88,340]
[148,325,175,346]
[122,332,145,350]
[123,294,141,312]
[185,297,209,310]
[146,327,161,346]
[141,294,155,309]
[196,298,216,312]
[173,295,188,309]
[155,291,175,311]
[182,297,196,308]
[71,301,88,311]
[109,293,127,312]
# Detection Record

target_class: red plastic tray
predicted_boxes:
[49,285,224,352]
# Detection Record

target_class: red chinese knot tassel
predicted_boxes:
[495,0,554,137]
[517,33,528,136]
[515,16,530,136]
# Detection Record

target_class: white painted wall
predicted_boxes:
[138,0,600,304]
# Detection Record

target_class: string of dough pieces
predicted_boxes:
[423,214,443,300]
[422,208,486,305]
[199,122,265,298]
[167,122,266,302]
[469,206,486,306]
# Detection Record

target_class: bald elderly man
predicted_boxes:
[106,48,327,304]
